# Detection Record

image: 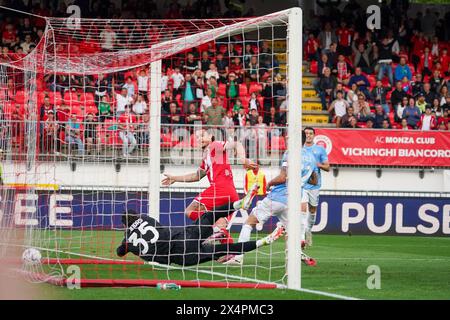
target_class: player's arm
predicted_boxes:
[317,160,330,172]
[116,239,128,257]
[266,167,287,189]
[161,168,207,186]
[224,140,258,170]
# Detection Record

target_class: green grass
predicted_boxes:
[34,232,450,300]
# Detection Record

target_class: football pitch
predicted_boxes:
[35,233,450,300]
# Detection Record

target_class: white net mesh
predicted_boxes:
[0,9,294,289]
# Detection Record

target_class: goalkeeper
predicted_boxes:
[116,207,285,266]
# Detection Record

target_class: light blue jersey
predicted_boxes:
[268,149,317,205]
[303,144,328,191]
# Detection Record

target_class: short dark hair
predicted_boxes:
[121,209,140,226]
[304,127,315,134]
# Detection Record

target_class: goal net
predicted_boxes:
[0,8,303,290]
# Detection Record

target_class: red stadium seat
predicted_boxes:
[270,136,286,151]
[239,83,248,96]
[217,83,226,97]
[249,83,262,95]
[310,60,318,74]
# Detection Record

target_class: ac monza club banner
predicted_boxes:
[314,129,450,167]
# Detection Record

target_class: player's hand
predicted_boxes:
[161,174,176,186]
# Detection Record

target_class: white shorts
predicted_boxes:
[301,189,320,207]
[252,197,288,226]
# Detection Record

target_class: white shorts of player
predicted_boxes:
[301,189,320,207]
[252,197,288,227]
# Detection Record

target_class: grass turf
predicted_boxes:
[35,233,450,300]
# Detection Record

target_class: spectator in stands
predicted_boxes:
[418,105,437,130]
[200,88,213,113]
[205,63,219,83]
[376,37,396,86]
[328,90,349,128]
[305,32,319,61]
[84,113,97,155]
[204,97,225,126]
[437,121,448,131]
[43,110,58,154]
[429,70,445,94]
[137,113,150,148]
[346,83,360,106]
[394,57,412,82]
[411,73,424,98]
[373,105,390,128]
[395,96,409,123]
[2,24,18,48]
[233,106,248,127]
[439,86,449,106]
[365,118,374,129]
[402,98,421,129]
[162,102,184,126]
[183,52,200,73]
[341,106,357,128]
[171,67,185,97]
[318,22,337,52]
[348,67,371,100]
[185,102,202,126]
[226,73,240,108]
[123,76,135,98]
[137,69,149,98]
[181,73,196,114]
[66,114,84,155]
[400,118,410,130]
[317,53,332,78]
[317,67,337,110]
[200,51,212,72]
[336,21,352,56]
[248,92,260,111]
[381,119,391,129]
[371,80,391,115]
[99,24,116,51]
[118,105,137,157]
[391,81,409,108]
[20,35,35,54]
[215,53,229,83]
[229,57,244,80]
[132,94,147,118]
[418,47,433,78]
[416,93,427,113]
[352,36,373,74]
[432,98,442,117]
[113,85,133,118]
[355,94,373,122]
[335,54,352,86]
[94,73,111,106]
[248,108,259,126]
[222,109,235,130]
[423,83,438,105]
[39,96,55,122]
[247,55,260,82]
[264,106,282,127]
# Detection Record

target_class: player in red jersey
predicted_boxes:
[162,129,257,243]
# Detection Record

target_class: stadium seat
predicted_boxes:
[270,136,286,151]
[249,83,262,95]
[217,83,226,97]
[310,60,318,74]
[239,83,248,96]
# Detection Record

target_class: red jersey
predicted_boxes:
[118,113,137,131]
[439,54,449,72]
[200,141,234,184]
[337,28,352,47]
[306,37,318,56]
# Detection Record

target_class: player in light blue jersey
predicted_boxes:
[302,127,330,247]
[224,132,318,265]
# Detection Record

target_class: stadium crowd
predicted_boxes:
[307,1,450,130]
[0,0,449,158]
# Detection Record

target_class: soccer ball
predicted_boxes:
[22,248,42,266]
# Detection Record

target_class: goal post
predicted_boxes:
[286,7,303,290]
[0,7,304,290]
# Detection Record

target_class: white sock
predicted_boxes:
[307,213,316,232]
[300,212,308,241]
[213,225,221,233]
[238,224,253,243]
